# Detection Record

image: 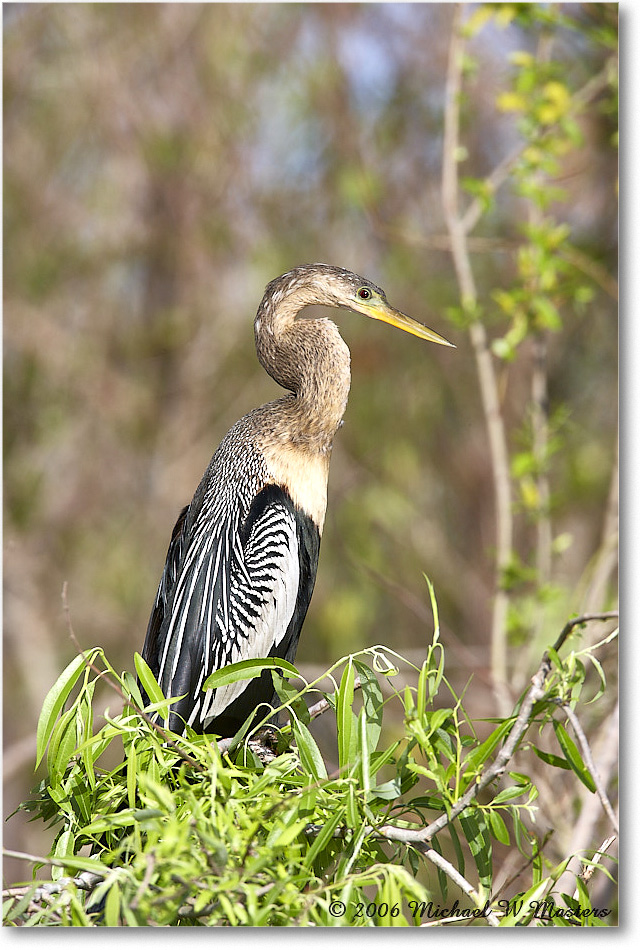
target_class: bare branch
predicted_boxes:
[578,834,617,888]
[2,848,105,906]
[442,4,513,713]
[562,702,618,835]
[422,848,501,927]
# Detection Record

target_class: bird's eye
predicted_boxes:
[357,287,372,300]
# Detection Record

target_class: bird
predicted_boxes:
[141,263,454,737]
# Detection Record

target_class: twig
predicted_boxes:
[2,848,105,904]
[442,4,513,714]
[554,702,618,898]
[129,853,156,911]
[578,834,617,888]
[492,830,554,901]
[422,848,501,927]
[552,611,618,653]
[561,702,618,834]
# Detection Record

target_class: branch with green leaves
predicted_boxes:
[3,580,618,926]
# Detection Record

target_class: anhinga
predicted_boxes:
[141,264,453,736]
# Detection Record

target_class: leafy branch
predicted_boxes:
[4,595,618,927]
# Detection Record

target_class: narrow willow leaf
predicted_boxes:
[353,660,383,754]
[553,720,596,792]
[203,656,299,690]
[271,670,309,723]
[133,652,166,705]
[346,781,358,829]
[498,879,551,926]
[303,807,345,870]
[337,659,356,771]
[463,718,514,774]
[122,670,145,708]
[424,575,441,646]
[447,821,466,880]
[47,706,78,785]
[104,882,121,928]
[50,854,109,876]
[493,784,530,805]
[417,659,428,722]
[78,690,96,791]
[532,745,571,770]
[369,740,400,777]
[358,708,370,796]
[582,652,607,704]
[459,808,492,894]
[368,778,402,801]
[425,708,452,737]
[51,829,75,882]
[291,717,327,781]
[127,741,138,809]
[36,651,98,767]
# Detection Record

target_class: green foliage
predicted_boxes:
[6,594,617,927]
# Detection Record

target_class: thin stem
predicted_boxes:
[562,702,618,834]
[442,4,513,713]
[423,848,501,926]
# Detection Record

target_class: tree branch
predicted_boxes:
[422,848,501,926]
[442,4,513,714]
[378,612,618,847]
[561,702,618,834]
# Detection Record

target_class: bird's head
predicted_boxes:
[270,263,455,348]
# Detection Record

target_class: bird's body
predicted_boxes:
[141,264,453,735]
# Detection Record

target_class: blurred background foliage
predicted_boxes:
[4,3,617,887]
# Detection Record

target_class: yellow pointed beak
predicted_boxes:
[360,300,456,348]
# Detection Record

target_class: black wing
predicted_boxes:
[141,483,320,735]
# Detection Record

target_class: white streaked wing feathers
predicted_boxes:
[157,493,300,729]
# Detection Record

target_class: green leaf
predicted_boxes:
[266,806,309,848]
[464,718,515,774]
[203,656,299,690]
[127,740,138,808]
[357,708,370,795]
[337,659,356,772]
[291,717,327,781]
[488,809,510,845]
[49,854,109,876]
[368,778,402,801]
[499,879,551,926]
[47,706,78,785]
[133,652,166,706]
[303,807,346,870]
[271,670,309,723]
[493,784,529,805]
[104,881,121,927]
[51,828,75,881]
[369,740,400,777]
[353,660,383,755]
[532,745,571,770]
[459,808,492,894]
[36,651,97,768]
[553,720,596,793]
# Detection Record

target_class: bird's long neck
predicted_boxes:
[254,294,351,454]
